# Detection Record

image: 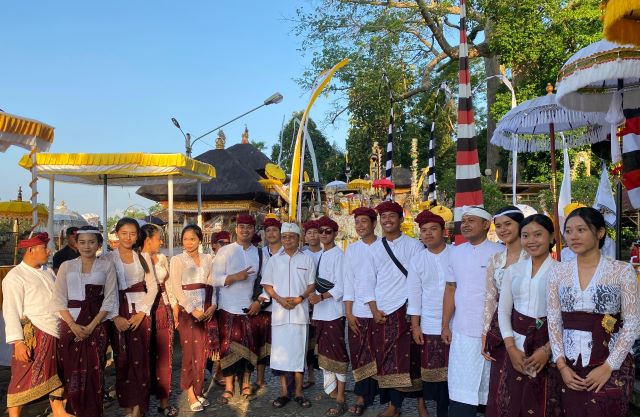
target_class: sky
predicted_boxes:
[0,1,347,216]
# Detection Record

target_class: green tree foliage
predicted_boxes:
[271,112,347,183]
[250,140,267,152]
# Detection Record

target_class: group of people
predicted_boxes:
[3,201,639,417]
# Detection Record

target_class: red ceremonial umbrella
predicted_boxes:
[372,178,395,189]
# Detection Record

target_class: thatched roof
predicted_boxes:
[226,143,272,177]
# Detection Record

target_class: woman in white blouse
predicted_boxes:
[498,215,558,417]
[170,225,216,412]
[51,226,118,417]
[480,206,527,417]
[140,224,177,417]
[547,207,640,417]
[103,218,157,417]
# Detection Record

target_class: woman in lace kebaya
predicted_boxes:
[140,224,178,416]
[104,218,157,417]
[497,215,559,417]
[480,206,527,417]
[547,207,640,417]
[52,226,118,417]
[170,225,216,412]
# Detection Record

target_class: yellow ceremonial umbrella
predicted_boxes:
[19,153,215,255]
[430,205,453,223]
[603,0,640,47]
[259,178,284,190]
[347,179,372,191]
[265,163,286,182]
[0,189,48,264]
[563,202,586,217]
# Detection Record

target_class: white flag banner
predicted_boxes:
[593,161,617,227]
[558,133,572,233]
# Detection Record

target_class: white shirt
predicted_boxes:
[498,256,555,350]
[212,242,266,315]
[170,252,214,313]
[103,249,158,316]
[312,246,345,321]
[343,238,378,318]
[261,249,316,325]
[448,239,504,337]
[407,245,453,335]
[361,234,424,315]
[261,245,283,313]
[2,262,60,341]
[143,252,176,306]
[303,248,323,267]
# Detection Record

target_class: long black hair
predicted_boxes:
[114,217,149,273]
[564,207,606,249]
[520,214,555,253]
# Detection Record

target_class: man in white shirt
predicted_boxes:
[442,206,504,417]
[211,214,266,404]
[303,220,323,264]
[302,219,321,386]
[408,210,453,417]
[3,233,70,417]
[262,222,316,409]
[308,216,348,416]
[362,201,424,417]
[344,207,379,415]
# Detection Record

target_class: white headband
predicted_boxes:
[76,230,101,235]
[461,206,492,221]
[492,209,523,220]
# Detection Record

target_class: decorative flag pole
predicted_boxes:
[425,83,449,205]
[383,73,395,200]
[453,0,484,243]
[29,146,39,230]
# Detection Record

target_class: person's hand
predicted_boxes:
[441,325,452,345]
[172,305,180,329]
[524,347,550,375]
[480,334,495,361]
[559,364,587,391]
[231,267,254,283]
[113,316,131,332]
[346,314,361,336]
[373,309,387,325]
[192,309,205,321]
[128,311,146,331]
[284,297,300,310]
[247,301,261,316]
[507,345,527,374]
[584,362,613,392]
[308,293,322,305]
[412,326,424,345]
[13,341,32,362]
[203,306,216,321]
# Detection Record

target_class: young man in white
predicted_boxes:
[442,206,504,417]
[262,222,316,409]
[408,210,453,417]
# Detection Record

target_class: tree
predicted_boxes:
[271,112,347,183]
[250,140,267,152]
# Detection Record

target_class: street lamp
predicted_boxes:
[171,92,283,157]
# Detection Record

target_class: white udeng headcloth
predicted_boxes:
[461,206,492,221]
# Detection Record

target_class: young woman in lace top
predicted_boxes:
[547,207,640,417]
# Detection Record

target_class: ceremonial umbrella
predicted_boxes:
[490,84,606,258]
[372,178,395,189]
[325,180,348,192]
[603,0,640,47]
[19,153,215,255]
[0,190,48,264]
[347,179,372,191]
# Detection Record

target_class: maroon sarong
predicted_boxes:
[315,317,349,374]
[114,282,151,412]
[7,324,63,408]
[58,284,109,417]
[203,285,220,361]
[150,286,174,400]
[347,317,377,381]
[177,308,207,395]
[370,304,421,390]
[498,310,561,417]
[249,311,271,362]
[217,309,257,370]
[420,334,448,383]
[562,354,634,417]
[561,311,621,366]
[485,308,508,417]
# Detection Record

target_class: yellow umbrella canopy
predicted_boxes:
[603,0,640,47]
[0,112,54,152]
[259,178,284,190]
[265,163,286,182]
[347,179,372,191]
[430,205,453,223]
[0,201,48,222]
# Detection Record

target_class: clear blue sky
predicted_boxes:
[0,1,347,216]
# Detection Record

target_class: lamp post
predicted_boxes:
[171,92,283,231]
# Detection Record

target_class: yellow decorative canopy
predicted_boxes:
[0,112,54,152]
[0,201,48,222]
[259,178,284,190]
[265,163,286,182]
[347,179,372,191]
[430,205,453,223]
[603,0,640,47]
[18,153,216,185]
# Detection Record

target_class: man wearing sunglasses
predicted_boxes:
[211,231,231,255]
[307,216,349,416]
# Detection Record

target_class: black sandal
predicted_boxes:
[326,401,347,416]
[350,404,366,416]
[294,396,312,408]
[157,406,179,417]
[272,396,290,408]
[217,390,233,405]
[241,386,257,401]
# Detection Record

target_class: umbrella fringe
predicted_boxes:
[491,125,606,152]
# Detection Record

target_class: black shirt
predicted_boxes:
[52,245,80,270]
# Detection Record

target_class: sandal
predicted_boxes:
[272,396,291,408]
[294,396,312,408]
[302,381,315,390]
[326,401,347,416]
[349,404,366,416]
[157,406,179,417]
[241,386,257,401]
[197,395,210,407]
[189,401,203,412]
[251,382,266,392]
[217,390,233,405]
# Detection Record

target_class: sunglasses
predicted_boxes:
[318,228,334,235]
[216,240,229,245]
